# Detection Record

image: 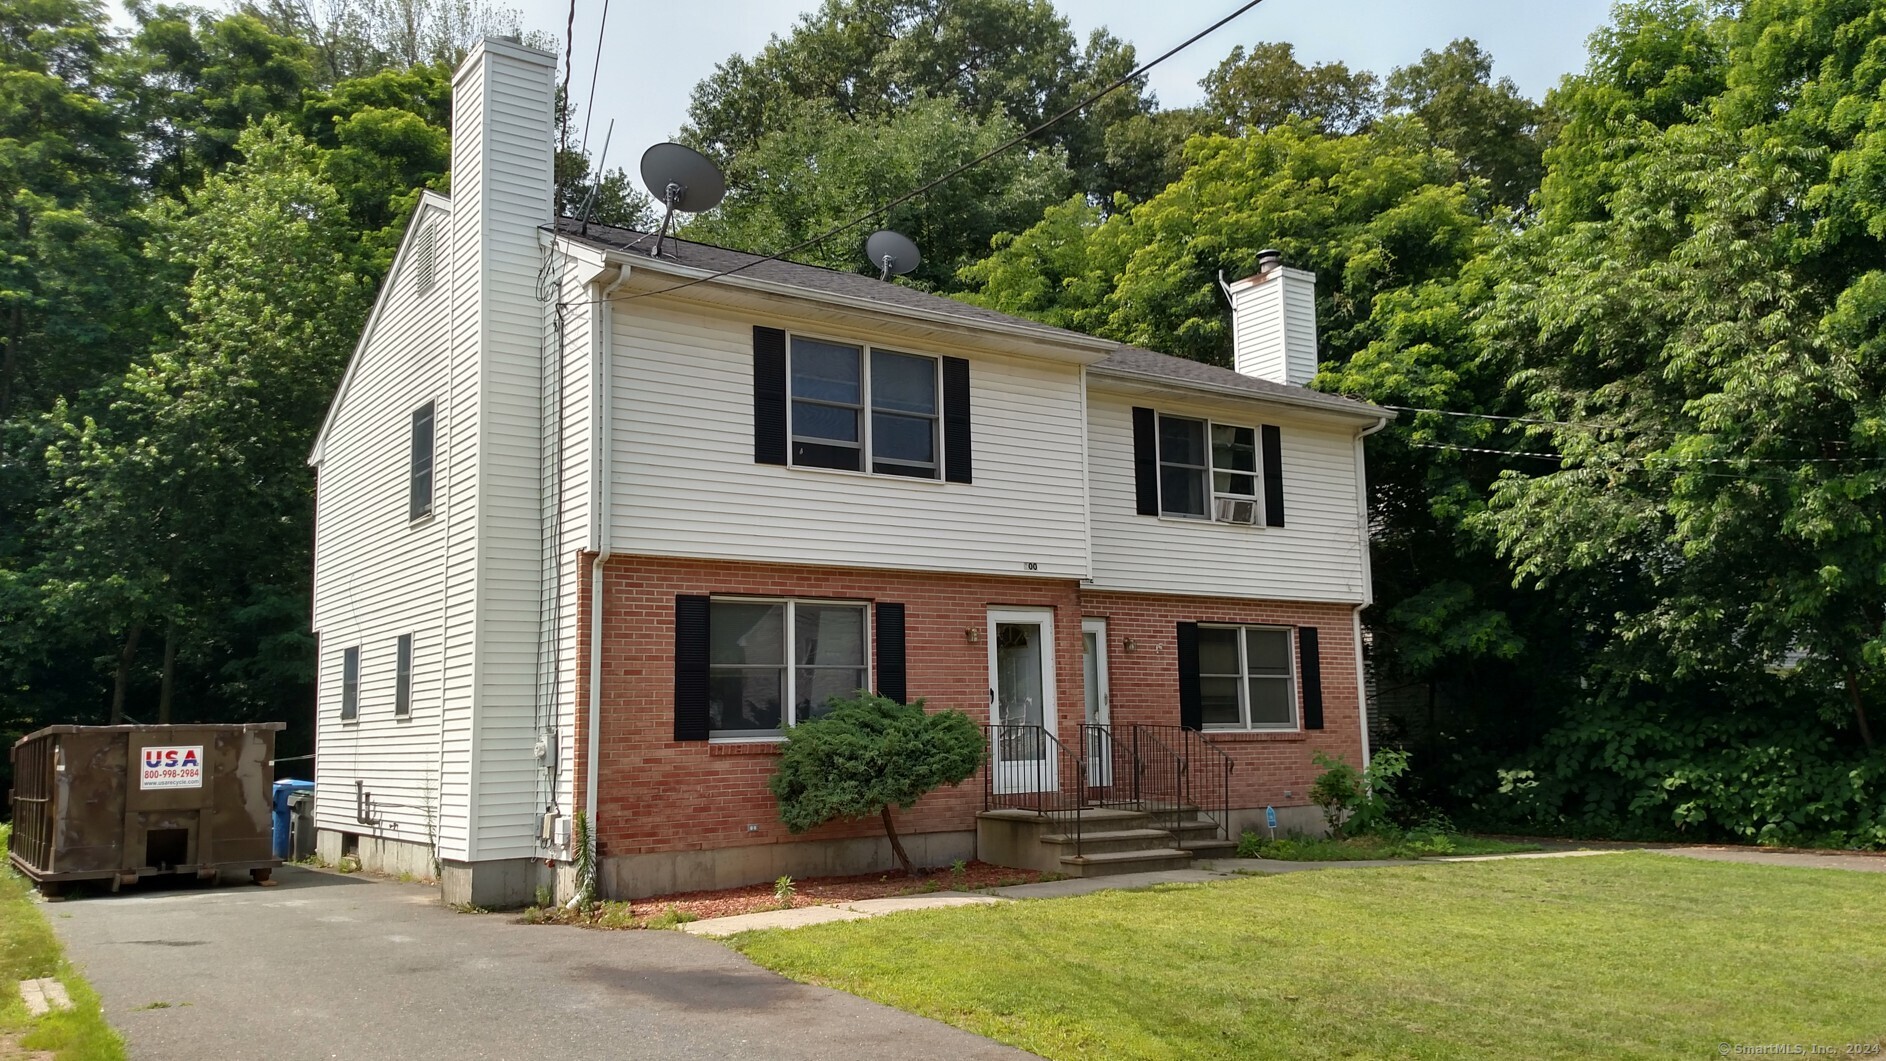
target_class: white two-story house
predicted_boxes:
[308,37,1391,907]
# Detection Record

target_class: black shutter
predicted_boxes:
[942,357,972,483]
[753,327,788,465]
[1298,626,1324,730]
[674,595,711,741]
[1261,423,1285,527]
[1177,622,1202,730]
[1132,407,1159,516]
[875,603,907,703]
[409,402,434,520]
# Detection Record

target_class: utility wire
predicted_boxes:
[562,0,1271,309]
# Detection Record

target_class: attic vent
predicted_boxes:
[412,222,439,296]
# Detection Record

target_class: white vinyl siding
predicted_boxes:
[609,303,1090,580]
[311,196,452,854]
[1087,385,1368,602]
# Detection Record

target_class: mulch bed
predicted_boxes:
[532,860,1043,929]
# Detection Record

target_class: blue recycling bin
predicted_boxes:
[271,779,316,860]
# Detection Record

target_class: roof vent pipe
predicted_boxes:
[1256,247,1284,273]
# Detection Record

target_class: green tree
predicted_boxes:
[1385,0,1885,847]
[681,0,1154,201]
[770,693,985,876]
[1385,38,1546,209]
[0,0,142,420]
[1199,41,1380,136]
[121,5,318,196]
[684,96,1071,289]
[962,121,1486,365]
[38,121,365,725]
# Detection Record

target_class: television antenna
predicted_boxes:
[638,143,726,258]
[865,229,921,281]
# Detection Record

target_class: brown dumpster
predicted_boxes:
[8,723,284,894]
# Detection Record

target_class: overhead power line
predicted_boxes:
[563,0,1272,309]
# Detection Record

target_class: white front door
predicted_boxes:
[988,608,1057,795]
[1082,618,1112,789]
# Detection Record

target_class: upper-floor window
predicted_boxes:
[790,337,939,478]
[1198,625,1296,730]
[1158,414,1259,520]
[755,326,971,483]
[708,598,869,739]
[410,402,435,521]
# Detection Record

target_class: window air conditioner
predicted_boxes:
[1214,497,1258,525]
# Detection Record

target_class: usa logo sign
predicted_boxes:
[140,745,204,790]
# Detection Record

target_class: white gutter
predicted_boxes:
[585,263,628,844]
[1352,413,1390,766]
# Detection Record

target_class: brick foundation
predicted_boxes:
[573,553,1366,893]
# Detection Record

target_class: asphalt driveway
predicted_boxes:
[46,867,1035,1061]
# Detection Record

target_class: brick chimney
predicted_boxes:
[1224,249,1318,386]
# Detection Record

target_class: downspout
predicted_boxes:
[585,263,627,842]
[1352,414,1390,766]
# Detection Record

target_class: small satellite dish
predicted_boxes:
[865,229,921,281]
[639,143,727,258]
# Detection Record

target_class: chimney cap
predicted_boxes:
[1257,248,1284,272]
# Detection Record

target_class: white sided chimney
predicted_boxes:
[1225,249,1318,386]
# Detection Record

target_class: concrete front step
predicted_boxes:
[1179,838,1240,858]
[1059,848,1195,876]
[1039,828,1178,855]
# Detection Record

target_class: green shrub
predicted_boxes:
[1310,749,1411,838]
[769,692,984,875]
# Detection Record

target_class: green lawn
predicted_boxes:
[734,853,1886,1060]
[0,825,125,1060]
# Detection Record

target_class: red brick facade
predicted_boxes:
[573,553,1366,862]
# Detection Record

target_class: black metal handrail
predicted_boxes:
[1129,724,1237,842]
[982,724,1089,857]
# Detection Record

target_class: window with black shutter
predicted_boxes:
[1131,409,1283,526]
[1178,623,1300,731]
[754,327,970,482]
[409,402,435,521]
[679,595,886,740]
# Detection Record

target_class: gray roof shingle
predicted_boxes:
[556,218,1386,420]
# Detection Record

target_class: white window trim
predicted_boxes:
[1198,623,1299,732]
[707,595,874,742]
[1155,412,1265,524]
[786,332,942,481]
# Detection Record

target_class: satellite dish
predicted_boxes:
[638,143,727,257]
[865,229,921,281]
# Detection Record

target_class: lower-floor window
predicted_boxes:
[708,598,869,738]
[1198,625,1296,730]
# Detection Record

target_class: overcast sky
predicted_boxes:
[515,0,1616,179]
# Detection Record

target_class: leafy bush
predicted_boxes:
[1309,749,1411,838]
[769,692,984,875]
[1458,697,1886,848]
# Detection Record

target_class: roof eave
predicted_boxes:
[1087,364,1394,422]
[575,240,1118,364]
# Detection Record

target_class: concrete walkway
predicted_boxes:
[48,867,1035,1061]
